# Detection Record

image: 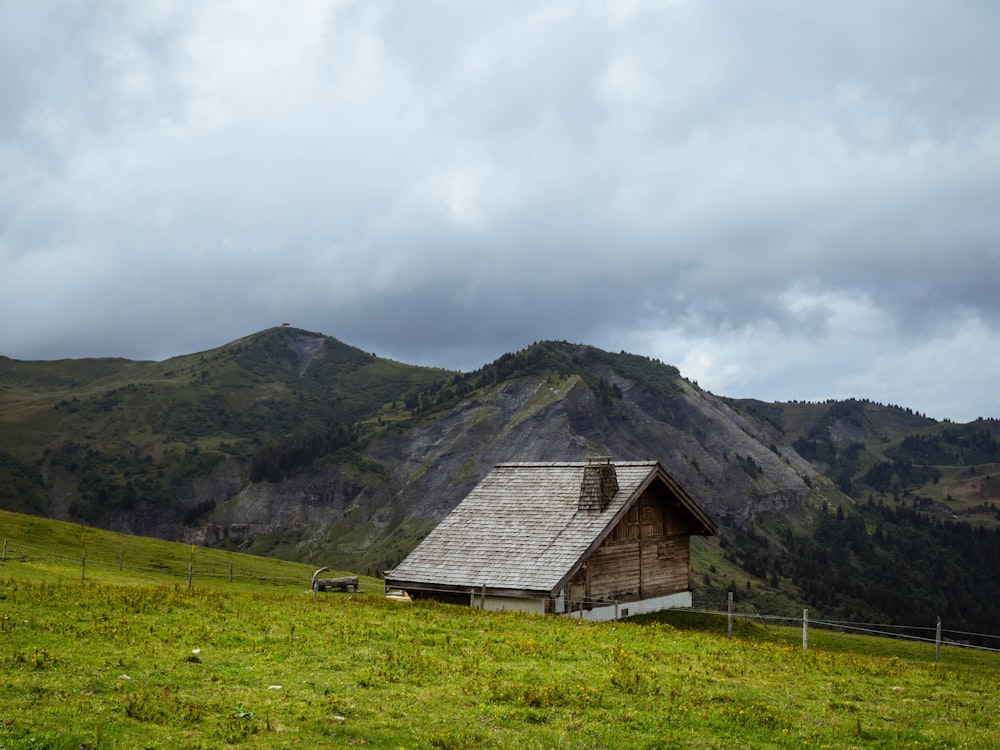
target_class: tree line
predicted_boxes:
[722,500,1000,642]
[249,424,359,483]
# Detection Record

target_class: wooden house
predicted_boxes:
[384,458,716,621]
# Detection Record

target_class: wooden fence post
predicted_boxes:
[187,561,193,591]
[119,547,124,571]
[935,616,942,662]
[727,592,734,639]
[229,563,233,583]
[81,554,86,581]
[802,609,809,652]
[2,539,7,562]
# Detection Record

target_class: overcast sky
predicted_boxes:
[2,1,998,422]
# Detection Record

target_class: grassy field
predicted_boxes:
[1,512,998,749]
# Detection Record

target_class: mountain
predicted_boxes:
[203,338,832,569]
[737,397,1000,526]
[2,327,998,632]
[0,328,447,534]
[731,397,1000,631]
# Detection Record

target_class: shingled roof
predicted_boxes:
[385,460,716,598]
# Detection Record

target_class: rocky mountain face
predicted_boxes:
[182,340,834,571]
[0,328,836,571]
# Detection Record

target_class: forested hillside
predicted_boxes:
[2,327,998,632]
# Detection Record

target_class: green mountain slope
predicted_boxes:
[2,329,998,633]
[737,397,1000,525]
[0,507,328,588]
[721,398,1000,632]
[0,327,447,531]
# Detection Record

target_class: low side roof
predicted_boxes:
[385,461,714,596]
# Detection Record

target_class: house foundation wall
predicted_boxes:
[562,590,692,622]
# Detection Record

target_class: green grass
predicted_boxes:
[1,514,997,749]
[0,510,370,592]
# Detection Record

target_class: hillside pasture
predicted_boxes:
[1,515,997,749]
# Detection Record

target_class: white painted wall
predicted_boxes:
[562,590,692,622]
[473,590,691,620]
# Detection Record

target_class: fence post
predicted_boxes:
[727,591,734,639]
[119,547,124,571]
[802,609,809,652]
[229,563,233,583]
[935,616,942,662]
[81,554,86,581]
[187,561,193,591]
[2,539,7,562]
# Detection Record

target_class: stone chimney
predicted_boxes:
[579,456,618,512]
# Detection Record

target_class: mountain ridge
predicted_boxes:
[1,327,830,545]
[2,326,998,630]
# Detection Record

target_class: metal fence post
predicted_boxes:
[727,591,734,639]
[935,616,942,662]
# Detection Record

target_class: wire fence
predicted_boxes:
[4,534,999,656]
[0,537,311,588]
[683,597,1000,656]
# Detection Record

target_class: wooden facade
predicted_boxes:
[564,486,692,610]
[384,460,715,621]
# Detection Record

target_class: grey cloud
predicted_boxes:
[1,1,998,421]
